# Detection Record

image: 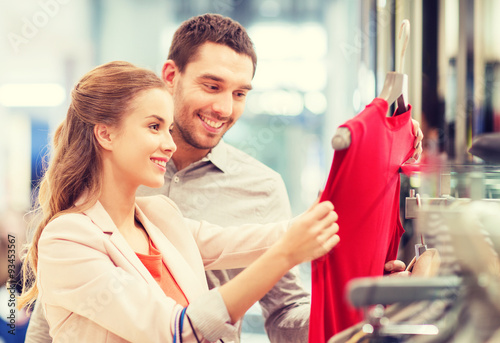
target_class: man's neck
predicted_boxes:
[172,142,210,171]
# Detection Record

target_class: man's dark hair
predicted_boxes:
[168,13,257,76]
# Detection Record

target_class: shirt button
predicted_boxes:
[173,176,180,183]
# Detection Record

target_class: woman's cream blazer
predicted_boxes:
[37,195,287,343]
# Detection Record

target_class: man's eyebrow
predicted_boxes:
[199,73,253,91]
[145,115,165,123]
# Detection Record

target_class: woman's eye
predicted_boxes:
[149,124,160,130]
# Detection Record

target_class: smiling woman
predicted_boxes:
[96,87,176,192]
[18,60,339,343]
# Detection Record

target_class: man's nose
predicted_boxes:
[212,92,233,118]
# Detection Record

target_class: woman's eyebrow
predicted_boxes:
[145,114,165,123]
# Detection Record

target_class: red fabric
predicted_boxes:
[309,98,415,342]
[136,239,189,307]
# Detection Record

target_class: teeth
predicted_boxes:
[200,115,223,129]
[151,159,166,168]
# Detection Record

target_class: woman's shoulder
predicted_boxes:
[41,212,100,243]
[135,195,189,235]
[136,194,182,214]
[45,211,91,228]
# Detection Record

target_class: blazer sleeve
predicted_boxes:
[24,301,52,343]
[183,218,289,270]
[37,213,213,343]
[137,195,290,271]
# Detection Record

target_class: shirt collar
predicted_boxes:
[201,139,228,173]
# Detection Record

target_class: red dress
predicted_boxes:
[309,98,415,342]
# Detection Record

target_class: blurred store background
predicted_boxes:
[1,0,499,342]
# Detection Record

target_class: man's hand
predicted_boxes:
[406,119,423,163]
[384,259,411,277]
[411,249,441,277]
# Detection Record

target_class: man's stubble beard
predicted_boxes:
[173,101,226,150]
[172,81,232,150]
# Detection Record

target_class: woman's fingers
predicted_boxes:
[308,228,340,260]
[319,222,340,239]
[322,232,340,253]
[304,201,335,225]
[307,202,339,239]
[284,200,340,264]
[306,206,340,260]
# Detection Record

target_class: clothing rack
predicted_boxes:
[404,169,500,219]
[348,275,461,307]
[339,168,500,342]
[405,196,500,219]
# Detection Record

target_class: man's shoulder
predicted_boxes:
[223,142,282,180]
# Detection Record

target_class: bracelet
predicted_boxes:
[186,313,201,343]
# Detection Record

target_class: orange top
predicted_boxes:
[136,239,189,307]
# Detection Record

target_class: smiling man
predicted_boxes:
[164,41,254,170]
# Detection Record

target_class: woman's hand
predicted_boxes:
[219,200,338,324]
[277,201,340,267]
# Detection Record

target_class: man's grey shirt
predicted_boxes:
[139,140,311,343]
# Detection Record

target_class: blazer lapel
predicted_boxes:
[135,204,207,302]
[83,201,166,299]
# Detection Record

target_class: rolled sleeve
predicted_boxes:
[186,288,238,342]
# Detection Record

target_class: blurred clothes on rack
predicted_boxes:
[468,132,500,164]
[309,98,416,342]
[329,200,500,343]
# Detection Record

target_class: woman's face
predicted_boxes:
[109,88,177,189]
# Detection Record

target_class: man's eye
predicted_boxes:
[205,84,218,91]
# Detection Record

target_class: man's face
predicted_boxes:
[171,42,254,150]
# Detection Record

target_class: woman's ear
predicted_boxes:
[94,124,114,151]
[161,60,177,95]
